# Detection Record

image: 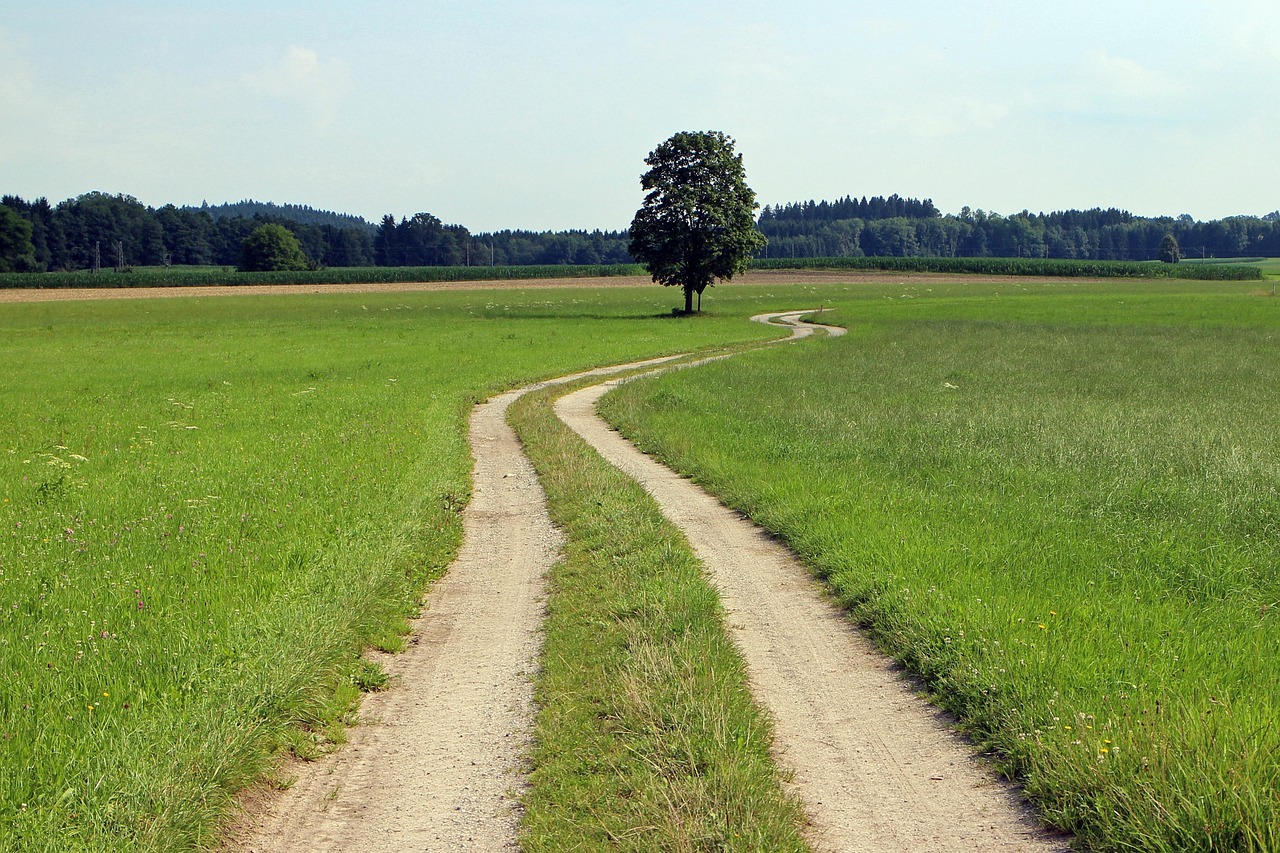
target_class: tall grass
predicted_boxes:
[0,287,774,851]
[600,280,1280,852]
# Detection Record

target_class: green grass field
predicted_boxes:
[0,287,781,851]
[5,273,1276,851]
[600,278,1280,852]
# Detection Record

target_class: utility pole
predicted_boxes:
[92,241,101,273]
[115,241,124,272]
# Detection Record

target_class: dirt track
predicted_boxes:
[233,309,1071,851]
[230,356,683,852]
[233,385,556,851]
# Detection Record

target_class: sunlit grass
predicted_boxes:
[510,375,809,852]
[601,280,1280,852]
[0,286,778,851]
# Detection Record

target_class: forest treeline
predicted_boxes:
[2,190,1278,273]
[0,193,631,272]
[759,195,1280,261]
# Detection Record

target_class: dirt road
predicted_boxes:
[234,387,554,851]
[231,356,681,852]
[235,310,1070,852]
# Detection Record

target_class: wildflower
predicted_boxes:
[1037,623,1047,631]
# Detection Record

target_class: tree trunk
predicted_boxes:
[684,286,693,313]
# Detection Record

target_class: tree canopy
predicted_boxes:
[238,223,311,272]
[628,131,766,312]
[0,205,38,273]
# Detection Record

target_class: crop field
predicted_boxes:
[600,277,1280,852]
[0,286,784,851]
[0,263,647,291]
[751,255,1264,280]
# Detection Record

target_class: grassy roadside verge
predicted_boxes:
[599,280,1280,852]
[509,374,810,852]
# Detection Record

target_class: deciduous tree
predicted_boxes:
[0,205,38,272]
[628,131,766,312]
[238,223,310,272]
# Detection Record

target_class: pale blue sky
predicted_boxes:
[3,1,1276,230]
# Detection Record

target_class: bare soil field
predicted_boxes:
[0,268,1097,303]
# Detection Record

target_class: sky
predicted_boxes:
[3,1,1278,231]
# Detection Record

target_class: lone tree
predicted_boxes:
[238,223,310,272]
[1158,233,1181,264]
[628,131,766,312]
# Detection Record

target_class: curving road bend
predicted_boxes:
[236,311,1069,852]
[553,311,1072,852]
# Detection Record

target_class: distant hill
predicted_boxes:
[185,200,376,232]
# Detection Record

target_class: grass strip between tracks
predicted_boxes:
[509,372,810,852]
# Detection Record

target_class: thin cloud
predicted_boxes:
[239,46,351,125]
[1089,50,1182,99]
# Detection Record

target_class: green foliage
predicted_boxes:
[601,279,1280,852]
[0,286,774,851]
[629,131,767,311]
[759,198,1280,263]
[1159,233,1181,263]
[237,223,310,272]
[0,205,40,272]
[750,254,1262,280]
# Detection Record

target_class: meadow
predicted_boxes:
[600,277,1280,852]
[6,273,1277,852]
[0,287,781,851]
